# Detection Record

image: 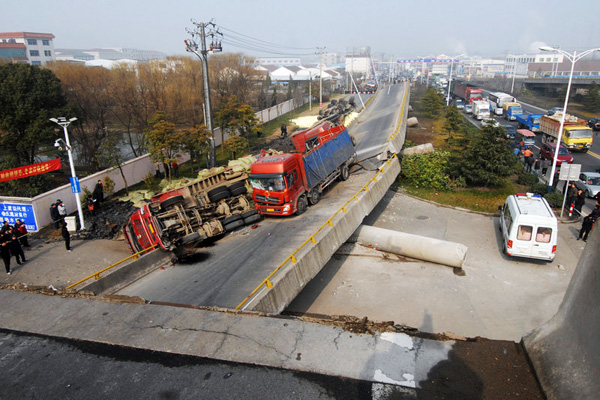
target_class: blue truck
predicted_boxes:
[502,102,523,121]
[515,113,543,132]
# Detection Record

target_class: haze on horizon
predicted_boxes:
[2,0,599,60]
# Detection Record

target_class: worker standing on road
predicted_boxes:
[57,199,67,222]
[541,158,550,177]
[50,202,60,230]
[61,221,72,252]
[8,227,26,265]
[574,189,586,218]
[93,180,104,208]
[577,215,595,242]
[1,232,11,274]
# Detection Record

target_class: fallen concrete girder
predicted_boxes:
[352,225,467,269]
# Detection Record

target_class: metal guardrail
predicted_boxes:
[236,84,410,310]
[65,244,158,290]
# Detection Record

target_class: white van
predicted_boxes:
[498,193,558,261]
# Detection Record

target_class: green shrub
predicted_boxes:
[544,192,563,208]
[143,172,160,194]
[530,182,549,195]
[103,176,115,196]
[400,151,451,191]
[81,187,92,204]
[517,173,539,186]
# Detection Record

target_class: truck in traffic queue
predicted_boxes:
[515,113,543,132]
[250,121,357,216]
[471,100,491,120]
[502,102,523,121]
[451,81,483,104]
[123,168,260,259]
[539,112,593,152]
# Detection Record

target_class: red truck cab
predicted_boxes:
[250,153,305,216]
[124,203,166,254]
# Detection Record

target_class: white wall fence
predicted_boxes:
[0,98,306,231]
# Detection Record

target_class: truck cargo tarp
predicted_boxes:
[303,130,355,189]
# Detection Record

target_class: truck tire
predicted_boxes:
[178,232,202,245]
[339,164,350,181]
[227,181,245,191]
[296,195,307,215]
[582,148,589,153]
[222,214,242,225]
[229,186,247,196]
[243,214,262,225]
[160,195,185,209]
[224,219,244,232]
[308,190,320,205]
[241,210,258,219]
[208,185,230,198]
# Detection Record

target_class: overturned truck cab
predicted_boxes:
[124,168,261,259]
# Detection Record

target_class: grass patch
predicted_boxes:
[398,182,520,213]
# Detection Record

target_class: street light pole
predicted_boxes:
[50,117,85,230]
[539,46,600,191]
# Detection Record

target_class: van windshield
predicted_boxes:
[535,227,553,243]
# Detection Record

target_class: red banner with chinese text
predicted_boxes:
[0,159,62,183]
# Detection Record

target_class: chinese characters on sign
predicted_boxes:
[0,203,38,232]
[0,158,61,183]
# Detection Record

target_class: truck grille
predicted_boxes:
[255,194,280,204]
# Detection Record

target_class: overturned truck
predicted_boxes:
[124,168,261,259]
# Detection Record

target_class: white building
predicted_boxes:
[0,32,56,65]
[257,57,301,66]
[56,48,165,62]
[345,55,371,76]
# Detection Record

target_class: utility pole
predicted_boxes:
[186,20,222,168]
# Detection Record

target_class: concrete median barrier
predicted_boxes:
[522,227,600,400]
[352,225,467,269]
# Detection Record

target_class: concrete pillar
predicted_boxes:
[353,225,467,269]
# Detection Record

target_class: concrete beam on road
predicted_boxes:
[352,225,467,269]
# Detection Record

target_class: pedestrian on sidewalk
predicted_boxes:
[62,221,72,252]
[50,202,60,229]
[8,227,26,265]
[541,158,550,176]
[57,199,67,220]
[0,232,11,274]
[14,219,29,248]
[577,215,595,242]
[574,189,586,218]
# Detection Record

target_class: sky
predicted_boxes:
[2,0,600,61]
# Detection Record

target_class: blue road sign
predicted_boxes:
[70,177,81,193]
[0,203,38,232]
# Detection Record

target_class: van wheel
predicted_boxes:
[296,196,307,215]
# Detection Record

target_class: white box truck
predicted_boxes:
[472,100,491,120]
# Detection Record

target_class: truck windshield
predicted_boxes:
[250,176,286,191]
[513,108,523,114]
[567,129,593,139]
[468,93,480,100]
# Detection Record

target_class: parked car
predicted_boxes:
[588,118,600,131]
[463,104,473,114]
[539,142,573,165]
[574,172,600,198]
[546,107,563,116]
[502,124,517,139]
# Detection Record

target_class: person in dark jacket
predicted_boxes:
[0,221,10,234]
[574,189,586,217]
[50,202,60,229]
[13,219,29,248]
[578,215,595,242]
[0,232,11,274]
[8,227,25,265]
[93,180,104,207]
[62,221,72,252]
